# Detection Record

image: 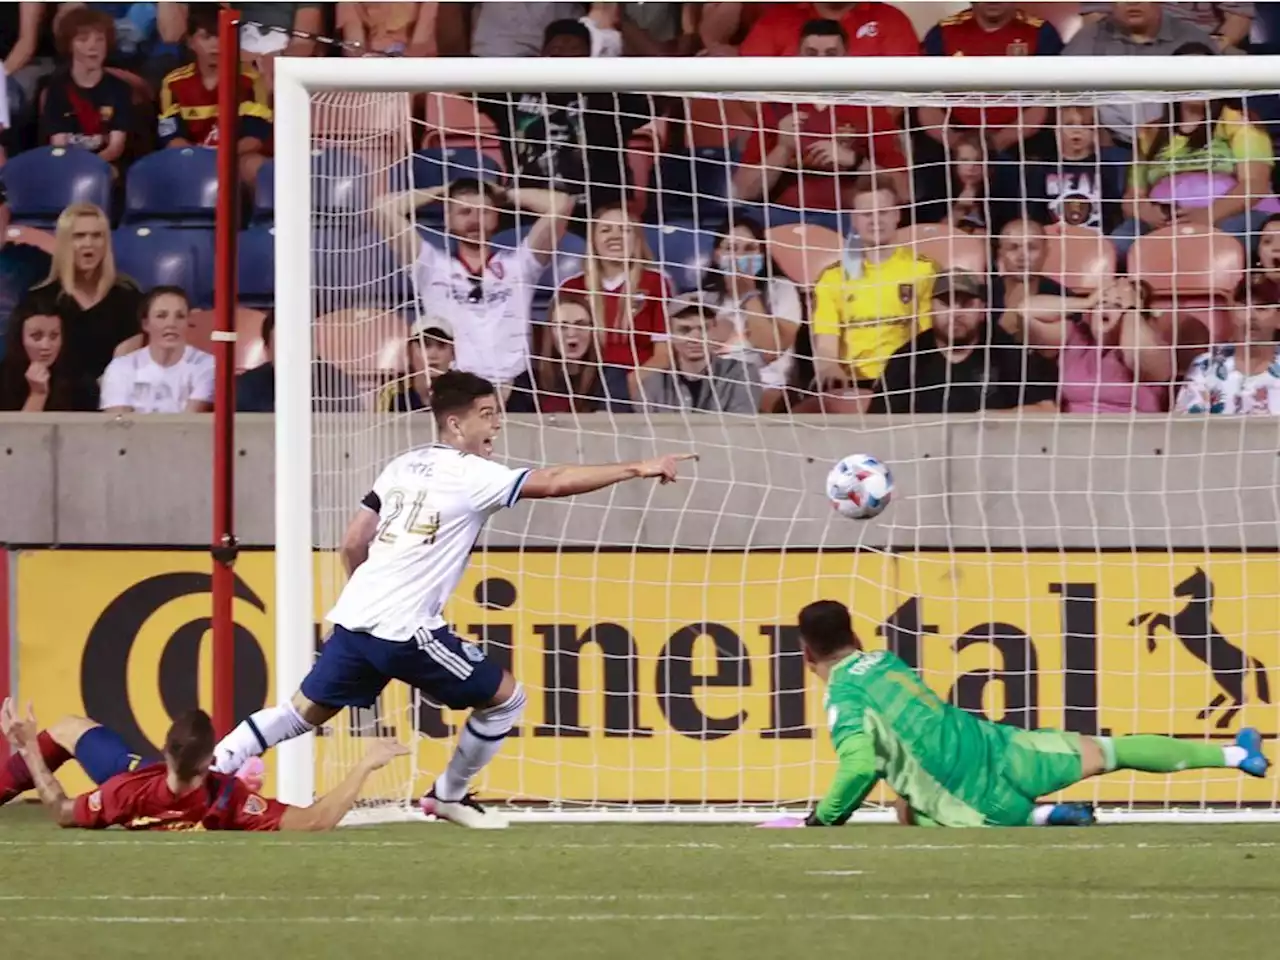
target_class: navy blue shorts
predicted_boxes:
[76,725,155,785]
[301,624,504,711]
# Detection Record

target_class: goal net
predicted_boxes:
[274,56,1280,822]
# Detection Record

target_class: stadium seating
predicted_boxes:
[766,223,843,287]
[1130,225,1247,353]
[1043,224,1117,294]
[896,223,989,274]
[646,148,733,223]
[113,226,198,295]
[253,160,275,224]
[644,221,716,292]
[311,147,371,220]
[390,148,506,194]
[238,225,276,308]
[312,227,409,309]
[493,226,587,320]
[123,148,219,226]
[3,147,112,228]
[313,306,411,383]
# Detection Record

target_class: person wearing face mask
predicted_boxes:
[0,311,97,411]
[99,286,214,414]
[1177,276,1280,415]
[699,217,802,407]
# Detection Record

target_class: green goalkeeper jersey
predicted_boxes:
[815,649,1078,827]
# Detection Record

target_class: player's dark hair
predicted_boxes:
[446,177,499,205]
[429,369,496,427]
[187,5,219,38]
[798,600,862,659]
[799,18,848,44]
[164,709,216,781]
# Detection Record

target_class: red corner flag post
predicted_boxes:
[211,7,243,738]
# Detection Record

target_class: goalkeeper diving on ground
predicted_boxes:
[762,600,1270,829]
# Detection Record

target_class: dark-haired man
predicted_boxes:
[213,369,696,829]
[775,600,1268,828]
[0,699,405,831]
[376,177,573,386]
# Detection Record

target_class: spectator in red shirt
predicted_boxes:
[157,7,272,189]
[918,5,1062,161]
[740,2,918,57]
[556,201,672,391]
[732,19,908,211]
[39,7,133,173]
[0,699,407,832]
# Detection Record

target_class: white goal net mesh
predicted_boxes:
[302,82,1280,821]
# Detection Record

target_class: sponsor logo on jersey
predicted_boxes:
[88,791,102,812]
[898,283,914,304]
[461,642,486,664]
[1007,40,1029,56]
[855,21,879,39]
[243,795,268,816]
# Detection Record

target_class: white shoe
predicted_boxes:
[420,790,509,829]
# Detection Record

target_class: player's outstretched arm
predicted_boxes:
[805,732,879,827]
[0,699,76,827]
[278,740,409,832]
[520,453,697,501]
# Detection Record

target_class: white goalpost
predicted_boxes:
[274,55,1280,822]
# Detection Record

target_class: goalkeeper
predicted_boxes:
[787,600,1269,828]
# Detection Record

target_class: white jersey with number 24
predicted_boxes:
[325,444,531,641]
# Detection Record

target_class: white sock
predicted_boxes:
[212,703,314,774]
[1031,804,1055,826]
[433,684,525,802]
[1223,745,1248,768]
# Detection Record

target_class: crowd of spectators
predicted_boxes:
[4,2,1280,420]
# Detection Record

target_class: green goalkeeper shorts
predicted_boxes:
[982,729,1086,827]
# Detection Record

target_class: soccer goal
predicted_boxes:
[273,55,1280,823]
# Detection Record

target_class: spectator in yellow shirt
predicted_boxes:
[812,179,936,394]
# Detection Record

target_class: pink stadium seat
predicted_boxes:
[422,93,499,146]
[183,308,270,373]
[313,308,409,383]
[896,224,989,274]
[766,223,842,286]
[1043,224,1116,294]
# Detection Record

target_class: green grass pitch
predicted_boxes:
[2,804,1279,960]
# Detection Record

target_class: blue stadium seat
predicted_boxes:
[493,227,587,320]
[644,221,716,293]
[238,225,276,308]
[2,147,112,228]
[124,148,219,226]
[113,227,198,295]
[734,203,845,235]
[312,228,410,309]
[645,148,734,223]
[311,147,370,218]
[253,159,275,224]
[390,148,505,193]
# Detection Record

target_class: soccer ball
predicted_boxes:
[826,454,893,520]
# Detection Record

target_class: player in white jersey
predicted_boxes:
[212,370,695,828]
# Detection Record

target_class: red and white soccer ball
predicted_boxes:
[826,454,893,520]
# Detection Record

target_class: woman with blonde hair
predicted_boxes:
[17,202,141,380]
[556,202,671,393]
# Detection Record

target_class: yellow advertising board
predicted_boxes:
[14,549,1280,806]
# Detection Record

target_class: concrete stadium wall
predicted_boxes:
[2,412,1278,549]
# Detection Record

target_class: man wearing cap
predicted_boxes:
[870,271,1058,414]
[377,317,456,413]
[639,293,761,415]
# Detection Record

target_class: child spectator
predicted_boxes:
[17,202,140,381]
[1114,90,1274,258]
[54,2,186,89]
[1003,276,1173,413]
[99,285,214,413]
[1255,214,1280,285]
[507,295,631,413]
[732,19,907,210]
[375,316,455,412]
[871,271,1058,414]
[338,2,437,57]
[914,132,991,233]
[40,7,133,172]
[995,105,1125,233]
[557,201,671,386]
[639,293,759,414]
[158,6,272,189]
[1176,276,1280,415]
[700,216,802,396]
[0,311,96,411]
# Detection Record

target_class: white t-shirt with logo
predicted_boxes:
[99,346,217,413]
[415,241,543,383]
[326,443,531,641]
